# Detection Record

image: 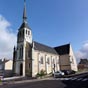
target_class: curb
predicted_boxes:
[2,77,51,85]
[63,71,88,78]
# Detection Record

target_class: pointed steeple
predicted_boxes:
[19,0,31,30]
[23,0,27,23]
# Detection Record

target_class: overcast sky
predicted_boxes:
[0,0,88,63]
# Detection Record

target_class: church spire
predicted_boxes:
[23,0,27,23]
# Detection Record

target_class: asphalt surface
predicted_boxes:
[0,73,88,88]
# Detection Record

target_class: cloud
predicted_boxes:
[75,42,88,63]
[0,15,17,59]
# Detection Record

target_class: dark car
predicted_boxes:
[53,71,64,78]
[70,70,76,74]
[61,70,69,75]
[61,70,76,75]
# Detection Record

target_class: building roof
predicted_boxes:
[79,59,88,65]
[0,59,10,64]
[34,41,58,55]
[19,0,31,30]
[23,0,27,22]
[54,44,70,55]
[19,22,31,29]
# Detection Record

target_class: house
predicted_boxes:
[0,59,13,77]
[78,59,88,70]
[54,44,78,71]
[13,0,78,77]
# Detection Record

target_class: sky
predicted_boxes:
[0,0,88,63]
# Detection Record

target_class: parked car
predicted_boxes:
[69,70,76,74]
[61,70,76,75]
[53,71,64,78]
[61,70,69,75]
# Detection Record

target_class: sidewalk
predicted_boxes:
[0,76,52,85]
[1,71,88,86]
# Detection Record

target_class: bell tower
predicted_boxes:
[15,0,33,76]
[17,0,32,44]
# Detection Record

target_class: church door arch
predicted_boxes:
[20,63,23,76]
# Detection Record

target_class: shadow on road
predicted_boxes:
[62,80,88,88]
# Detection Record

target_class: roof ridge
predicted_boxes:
[34,41,58,55]
[34,41,54,49]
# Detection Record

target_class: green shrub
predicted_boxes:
[36,69,46,78]
[36,73,40,77]
[0,79,2,84]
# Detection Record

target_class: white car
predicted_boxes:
[54,71,64,78]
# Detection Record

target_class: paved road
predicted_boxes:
[0,74,88,88]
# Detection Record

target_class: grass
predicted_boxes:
[0,80,2,84]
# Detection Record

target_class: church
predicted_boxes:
[13,0,78,77]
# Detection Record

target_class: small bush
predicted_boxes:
[36,73,40,77]
[0,78,2,84]
[0,80,2,83]
[36,69,46,78]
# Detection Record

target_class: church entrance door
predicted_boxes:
[20,63,23,76]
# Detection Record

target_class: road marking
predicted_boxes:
[82,78,88,81]
[76,78,83,81]
[71,78,77,80]
[52,77,88,81]
[54,78,75,81]
[64,78,70,80]
[55,78,60,80]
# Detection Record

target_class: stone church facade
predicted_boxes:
[13,0,78,77]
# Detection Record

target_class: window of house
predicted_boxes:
[41,56,43,64]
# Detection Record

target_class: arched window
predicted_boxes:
[21,46,23,57]
[28,31,30,35]
[19,32,21,37]
[26,30,27,35]
[19,46,23,59]
[41,56,43,64]
[47,58,50,64]
[19,48,21,59]
[23,30,24,36]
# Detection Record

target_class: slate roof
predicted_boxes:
[34,41,58,55]
[0,59,9,64]
[19,22,31,30]
[54,44,70,55]
[79,59,88,65]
